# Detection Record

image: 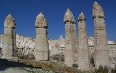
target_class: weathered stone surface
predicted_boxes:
[34,12,49,61]
[93,2,110,68]
[2,14,16,59]
[64,9,76,24]
[77,12,90,70]
[4,14,16,28]
[35,12,47,28]
[92,2,104,18]
[64,9,76,67]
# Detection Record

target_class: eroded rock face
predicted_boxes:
[93,2,110,68]
[64,9,75,24]
[2,14,16,59]
[77,12,90,70]
[34,12,49,61]
[4,14,16,28]
[92,2,104,18]
[35,12,47,28]
[64,9,77,67]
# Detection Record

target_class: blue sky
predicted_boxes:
[0,0,116,41]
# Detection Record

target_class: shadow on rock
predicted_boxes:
[0,59,32,71]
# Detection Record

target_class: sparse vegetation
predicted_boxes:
[1,59,116,73]
[94,66,109,73]
[49,53,64,62]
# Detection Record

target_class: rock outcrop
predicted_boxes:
[77,12,90,70]
[64,9,76,67]
[93,2,110,68]
[34,12,49,61]
[2,14,16,59]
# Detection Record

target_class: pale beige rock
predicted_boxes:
[34,12,49,61]
[93,2,110,68]
[64,9,76,67]
[2,14,16,59]
[77,12,90,70]
[92,2,104,18]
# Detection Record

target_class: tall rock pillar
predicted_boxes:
[2,14,16,59]
[77,12,90,70]
[93,2,110,68]
[64,9,76,66]
[34,12,49,61]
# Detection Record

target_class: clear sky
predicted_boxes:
[0,0,116,41]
